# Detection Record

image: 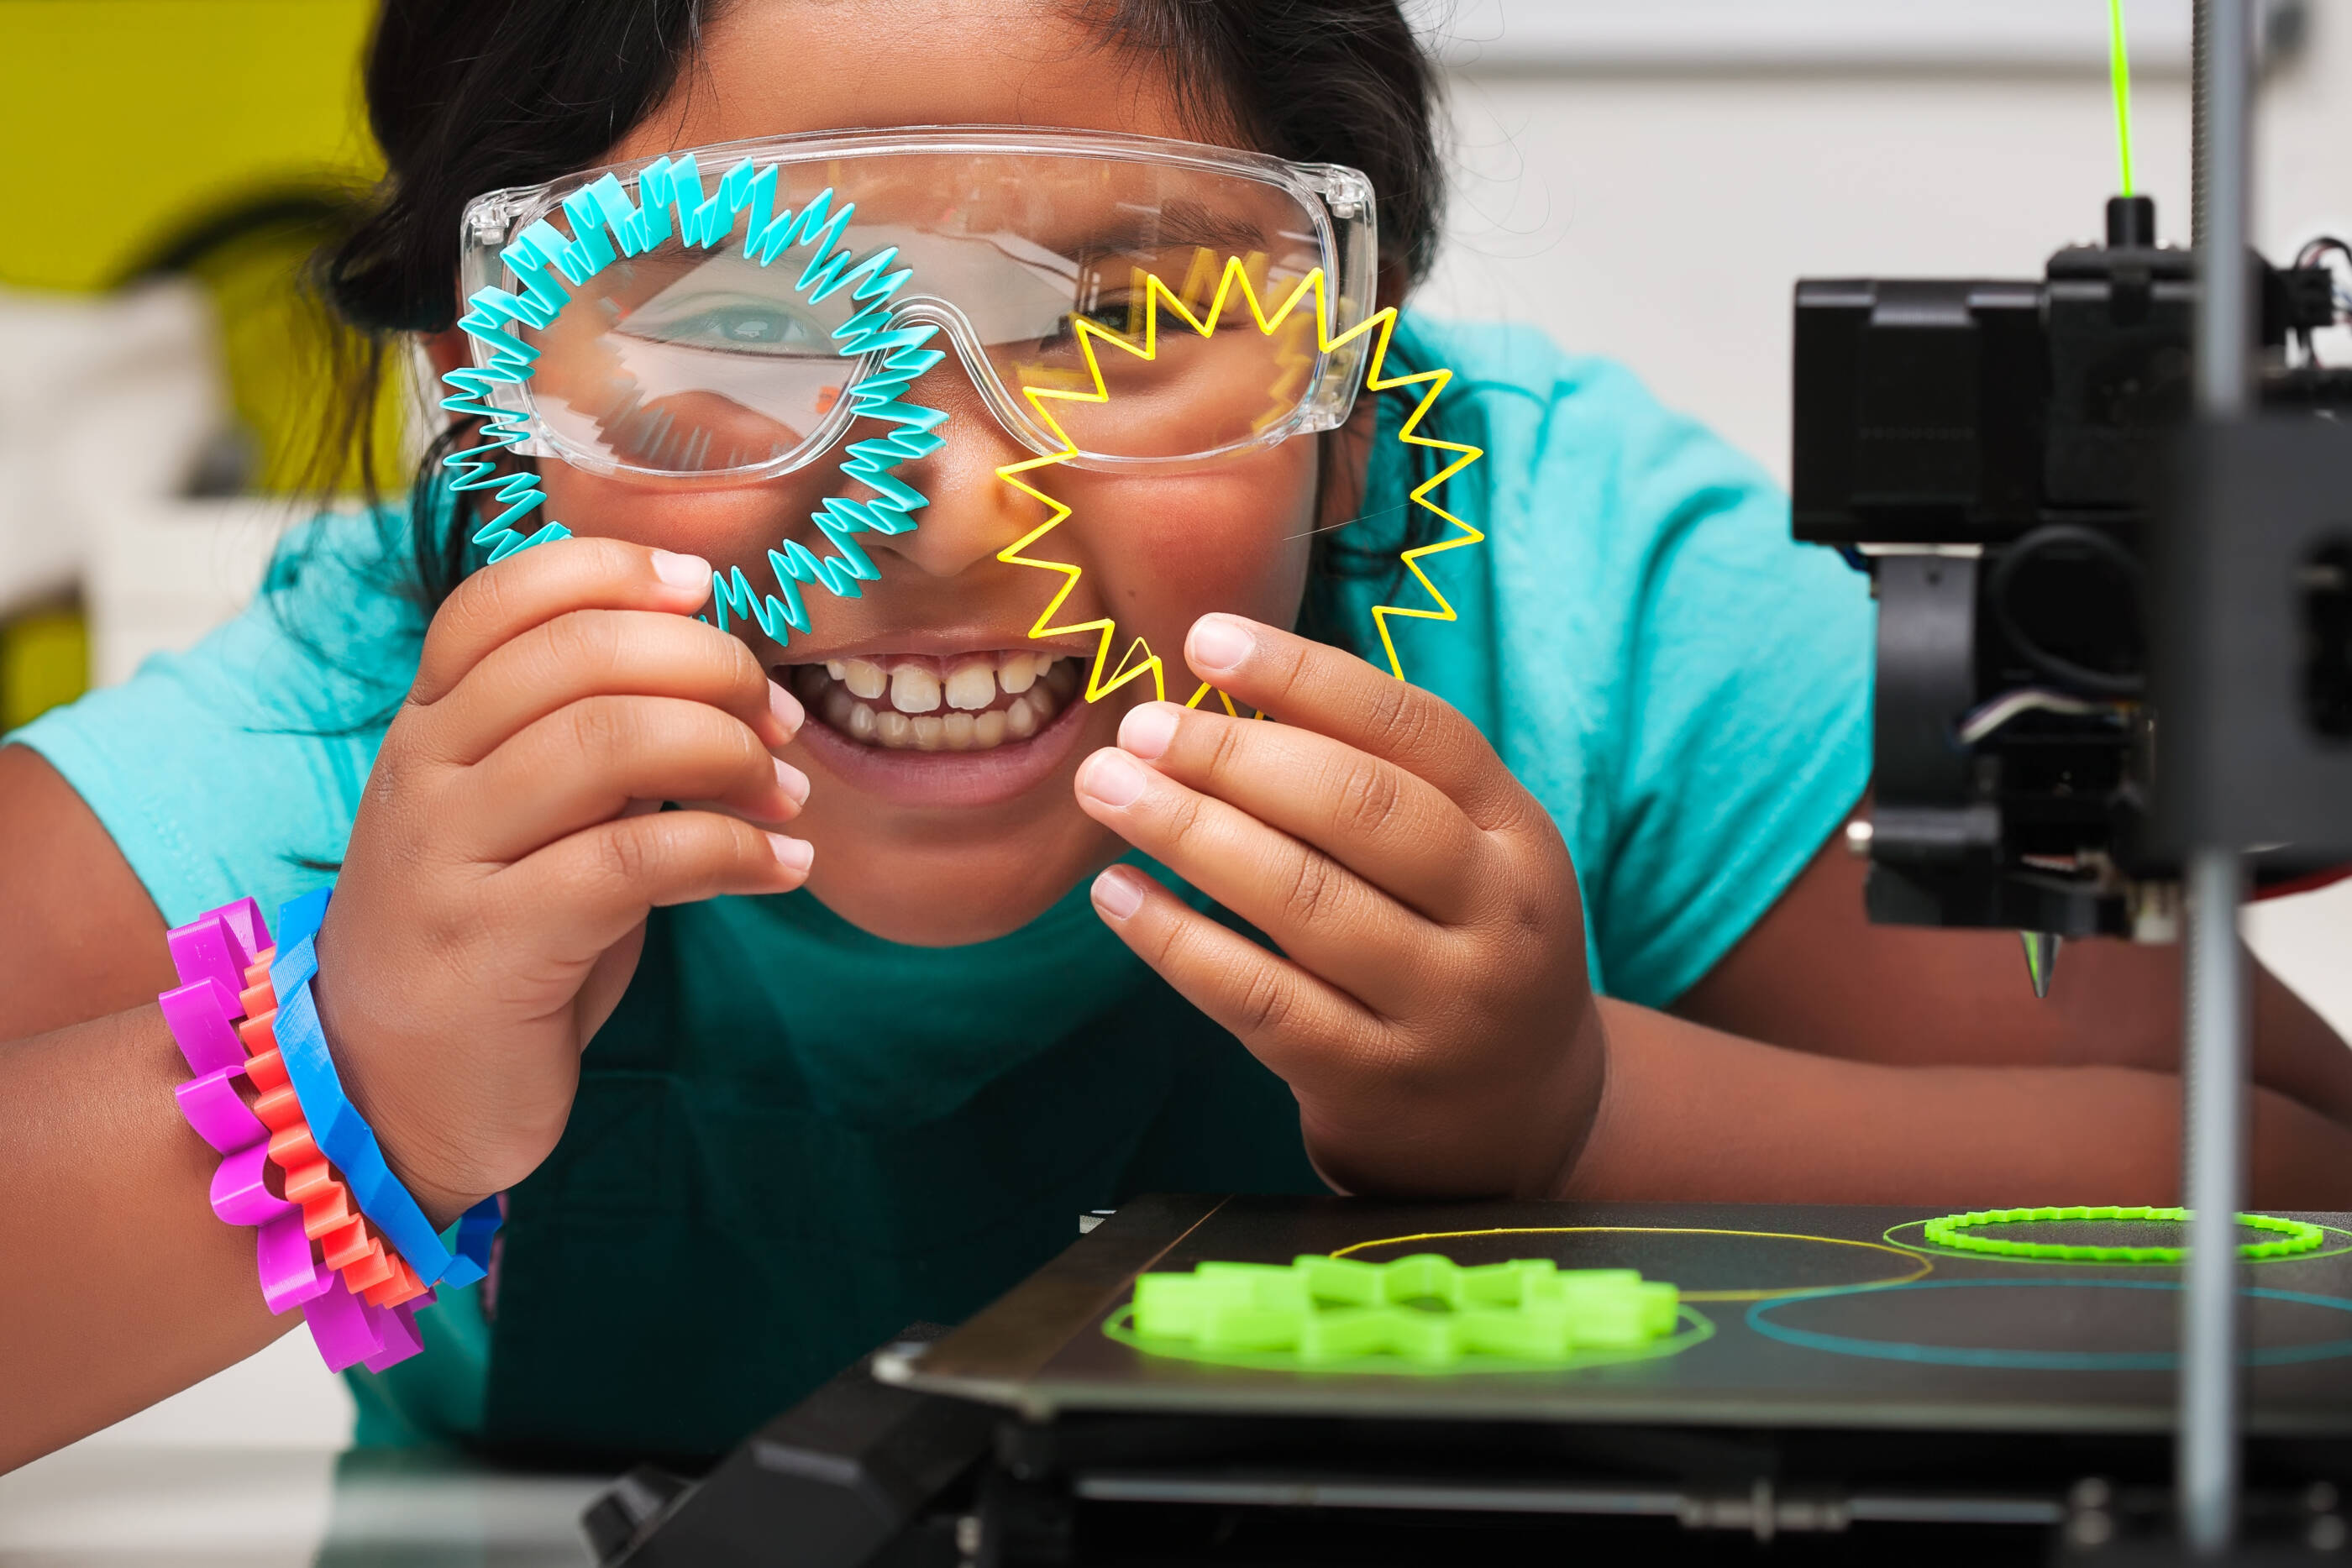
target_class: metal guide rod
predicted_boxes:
[2195,0,2253,419]
[2180,0,2253,1554]
[2181,849,2250,1554]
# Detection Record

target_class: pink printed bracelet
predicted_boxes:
[162,899,431,1372]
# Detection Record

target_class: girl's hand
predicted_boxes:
[315,538,811,1224]
[1074,613,1603,1199]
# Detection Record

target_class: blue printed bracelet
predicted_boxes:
[270,889,501,1289]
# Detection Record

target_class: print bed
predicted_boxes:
[881,1193,2352,1435]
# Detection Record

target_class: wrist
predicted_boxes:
[1535,995,1610,1199]
[396,1175,479,1235]
[1295,998,1609,1200]
[305,963,482,1233]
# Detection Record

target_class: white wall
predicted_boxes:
[1419,1,2352,485]
[1421,39,2202,482]
[1415,1,2350,1034]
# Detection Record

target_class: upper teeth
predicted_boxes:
[890,664,942,714]
[827,652,1068,716]
[796,650,1082,753]
[944,663,995,711]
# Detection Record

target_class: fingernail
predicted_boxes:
[1076,748,1150,809]
[1119,701,1181,761]
[1092,867,1145,921]
[650,549,711,592]
[774,758,810,806]
[769,679,805,736]
[1188,614,1254,675]
[768,833,813,872]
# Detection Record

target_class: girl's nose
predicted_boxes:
[865,354,1044,581]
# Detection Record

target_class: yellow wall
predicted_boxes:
[0,1,389,724]
[0,0,381,293]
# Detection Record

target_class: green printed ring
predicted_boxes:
[1921,1205,2326,1264]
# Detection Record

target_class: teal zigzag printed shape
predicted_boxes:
[440,155,947,639]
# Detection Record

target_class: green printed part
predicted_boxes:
[1922,1206,2326,1264]
[1128,1254,1680,1367]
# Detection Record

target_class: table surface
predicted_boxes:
[24,1201,2352,1562]
[0,1445,612,1568]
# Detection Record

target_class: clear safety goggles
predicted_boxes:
[453,126,1380,480]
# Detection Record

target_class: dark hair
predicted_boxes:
[315,0,1448,625]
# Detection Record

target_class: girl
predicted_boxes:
[5,0,2350,1470]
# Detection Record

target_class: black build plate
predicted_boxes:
[883,1195,2352,1436]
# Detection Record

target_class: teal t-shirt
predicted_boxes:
[10,316,1873,1447]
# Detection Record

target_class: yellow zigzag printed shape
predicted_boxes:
[994,259,1486,711]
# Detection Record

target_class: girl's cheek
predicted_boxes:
[1103,464,1318,632]
[1137,504,1303,616]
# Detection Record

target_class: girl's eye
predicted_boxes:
[1041,298,1142,349]
[623,303,829,355]
[1081,299,1140,333]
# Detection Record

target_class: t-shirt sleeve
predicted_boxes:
[5,508,424,927]
[1571,364,1875,1004]
[1336,324,1873,1009]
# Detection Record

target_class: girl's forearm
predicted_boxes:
[1568,998,2352,1209]
[0,1004,287,1471]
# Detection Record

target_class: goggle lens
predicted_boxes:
[504,149,1341,477]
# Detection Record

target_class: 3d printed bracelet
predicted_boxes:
[164,900,429,1369]
[262,889,500,1290]
[1920,1204,2328,1263]
[160,895,502,1371]
[237,987,427,1307]
[446,162,946,627]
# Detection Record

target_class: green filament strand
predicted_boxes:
[2109,0,2137,197]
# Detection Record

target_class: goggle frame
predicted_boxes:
[452,124,1382,482]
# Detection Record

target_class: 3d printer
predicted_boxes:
[1793,196,2352,945]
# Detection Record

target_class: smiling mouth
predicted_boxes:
[781,651,1085,753]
